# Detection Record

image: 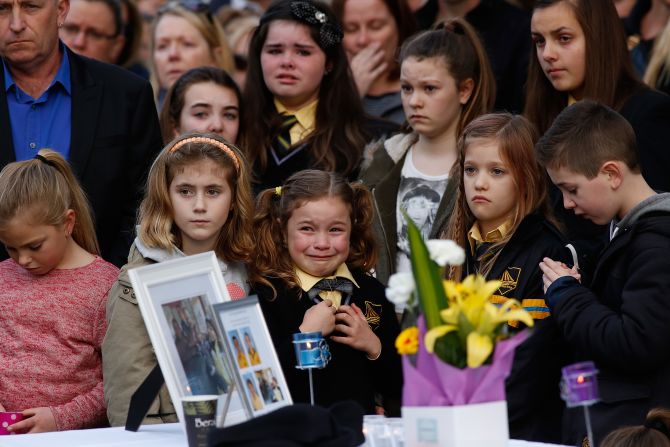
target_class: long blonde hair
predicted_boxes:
[0,149,99,254]
[443,113,549,280]
[644,19,670,89]
[138,132,254,263]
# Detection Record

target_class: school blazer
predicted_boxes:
[0,47,163,266]
[464,213,573,444]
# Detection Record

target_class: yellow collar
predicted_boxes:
[467,220,512,254]
[274,98,317,143]
[295,264,360,292]
[568,95,578,106]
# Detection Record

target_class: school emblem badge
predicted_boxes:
[498,267,521,296]
[364,301,382,331]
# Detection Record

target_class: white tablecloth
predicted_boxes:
[0,423,571,447]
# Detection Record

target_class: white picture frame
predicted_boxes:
[213,296,293,417]
[128,251,250,429]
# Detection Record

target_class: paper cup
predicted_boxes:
[0,412,23,435]
[182,395,218,447]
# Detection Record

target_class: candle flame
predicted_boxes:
[577,375,584,384]
[306,342,312,349]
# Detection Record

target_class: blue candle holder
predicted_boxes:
[293,332,331,369]
[560,361,599,446]
[293,332,331,405]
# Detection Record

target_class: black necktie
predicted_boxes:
[307,278,354,304]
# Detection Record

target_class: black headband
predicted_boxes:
[34,154,55,167]
[260,1,342,50]
[645,418,670,439]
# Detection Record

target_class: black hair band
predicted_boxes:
[259,1,342,49]
[34,153,55,167]
[644,418,670,439]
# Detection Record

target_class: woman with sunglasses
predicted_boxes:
[151,0,235,106]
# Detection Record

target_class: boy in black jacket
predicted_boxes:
[537,100,670,446]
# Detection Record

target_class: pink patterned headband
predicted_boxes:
[169,137,240,172]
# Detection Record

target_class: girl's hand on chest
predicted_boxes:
[331,304,382,359]
[299,299,336,335]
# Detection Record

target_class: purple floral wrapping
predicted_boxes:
[402,318,530,406]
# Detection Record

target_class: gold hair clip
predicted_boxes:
[275,186,282,196]
[169,137,240,172]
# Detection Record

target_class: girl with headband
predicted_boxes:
[103,132,255,426]
[0,150,119,433]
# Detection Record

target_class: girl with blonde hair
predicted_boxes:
[103,132,254,426]
[0,150,119,433]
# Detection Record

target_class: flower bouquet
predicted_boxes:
[386,218,533,446]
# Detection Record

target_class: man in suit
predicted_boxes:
[0,0,162,266]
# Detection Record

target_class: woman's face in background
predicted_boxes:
[153,14,217,90]
[341,0,398,73]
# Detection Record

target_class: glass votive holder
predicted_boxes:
[292,332,331,369]
[560,361,599,408]
[364,415,393,447]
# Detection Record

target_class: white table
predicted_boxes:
[0,423,571,446]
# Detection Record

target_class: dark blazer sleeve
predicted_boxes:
[111,80,162,264]
[547,238,670,374]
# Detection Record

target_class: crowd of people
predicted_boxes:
[0,0,669,446]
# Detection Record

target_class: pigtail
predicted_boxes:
[38,150,100,255]
[249,189,297,299]
[348,183,377,272]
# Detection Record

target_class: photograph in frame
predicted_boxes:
[214,296,292,417]
[129,251,250,428]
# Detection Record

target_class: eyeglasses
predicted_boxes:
[61,24,119,42]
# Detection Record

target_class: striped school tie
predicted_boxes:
[272,114,298,160]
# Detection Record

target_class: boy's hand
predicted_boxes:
[331,304,382,359]
[300,299,336,336]
[539,257,581,293]
[8,407,57,433]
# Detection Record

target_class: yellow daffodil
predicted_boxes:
[396,327,420,355]
[424,275,535,367]
[467,332,493,367]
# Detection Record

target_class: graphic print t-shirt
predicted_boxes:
[395,148,449,273]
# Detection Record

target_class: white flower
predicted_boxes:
[386,272,416,306]
[426,239,465,267]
